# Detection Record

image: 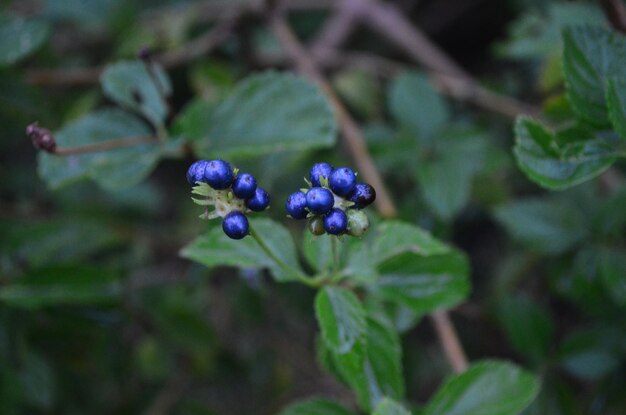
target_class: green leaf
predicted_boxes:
[495,295,555,364]
[334,68,382,118]
[373,221,452,265]
[193,71,336,158]
[606,77,626,139]
[594,186,626,237]
[100,60,172,127]
[559,327,622,380]
[0,265,121,309]
[373,398,412,415]
[598,248,626,306]
[302,233,377,284]
[134,337,173,382]
[521,376,580,415]
[417,132,488,220]
[146,286,215,353]
[562,26,626,127]
[388,71,449,142]
[279,398,355,415]
[513,116,617,189]
[0,15,49,66]
[18,352,56,410]
[44,0,125,29]
[316,334,364,388]
[0,366,22,414]
[497,3,606,60]
[365,298,423,334]
[494,195,589,255]
[303,232,337,273]
[37,109,161,190]
[424,360,540,415]
[376,251,470,313]
[315,287,366,354]
[0,218,120,268]
[170,98,214,141]
[179,218,304,282]
[322,317,404,411]
[352,318,405,410]
[342,240,379,285]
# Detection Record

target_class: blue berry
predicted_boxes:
[286,191,308,219]
[348,183,376,209]
[329,167,357,197]
[186,160,208,185]
[306,187,334,215]
[204,159,234,190]
[309,162,334,187]
[246,187,270,211]
[323,208,348,235]
[222,211,249,240]
[232,172,257,199]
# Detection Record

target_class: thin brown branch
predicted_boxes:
[599,168,624,194]
[269,10,397,218]
[430,310,469,373]
[269,8,469,373]
[194,0,336,15]
[25,0,340,87]
[601,0,626,34]
[298,49,542,119]
[157,15,237,68]
[358,0,469,79]
[309,0,364,59]
[53,136,157,156]
[356,0,541,119]
[432,73,542,119]
[26,16,237,87]
[143,366,191,415]
[25,67,102,87]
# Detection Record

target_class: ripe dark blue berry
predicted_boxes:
[309,162,334,187]
[232,172,257,199]
[204,159,234,190]
[329,167,357,197]
[306,187,334,215]
[186,160,208,185]
[222,211,249,239]
[286,191,308,219]
[348,183,376,209]
[246,187,270,212]
[323,208,348,235]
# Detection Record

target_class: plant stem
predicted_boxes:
[248,225,320,288]
[331,235,340,276]
[269,7,469,373]
[53,135,157,155]
[269,11,397,218]
[430,310,469,373]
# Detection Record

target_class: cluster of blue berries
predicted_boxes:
[187,159,269,239]
[285,163,375,236]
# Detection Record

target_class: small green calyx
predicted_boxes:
[192,182,247,220]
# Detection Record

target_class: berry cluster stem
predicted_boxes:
[249,225,321,288]
[331,236,340,276]
[269,8,469,373]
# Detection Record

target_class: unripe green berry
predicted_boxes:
[346,209,369,236]
[308,216,325,235]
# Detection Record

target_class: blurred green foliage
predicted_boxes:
[1,0,625,414]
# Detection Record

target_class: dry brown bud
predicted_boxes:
[26,122,57,152]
